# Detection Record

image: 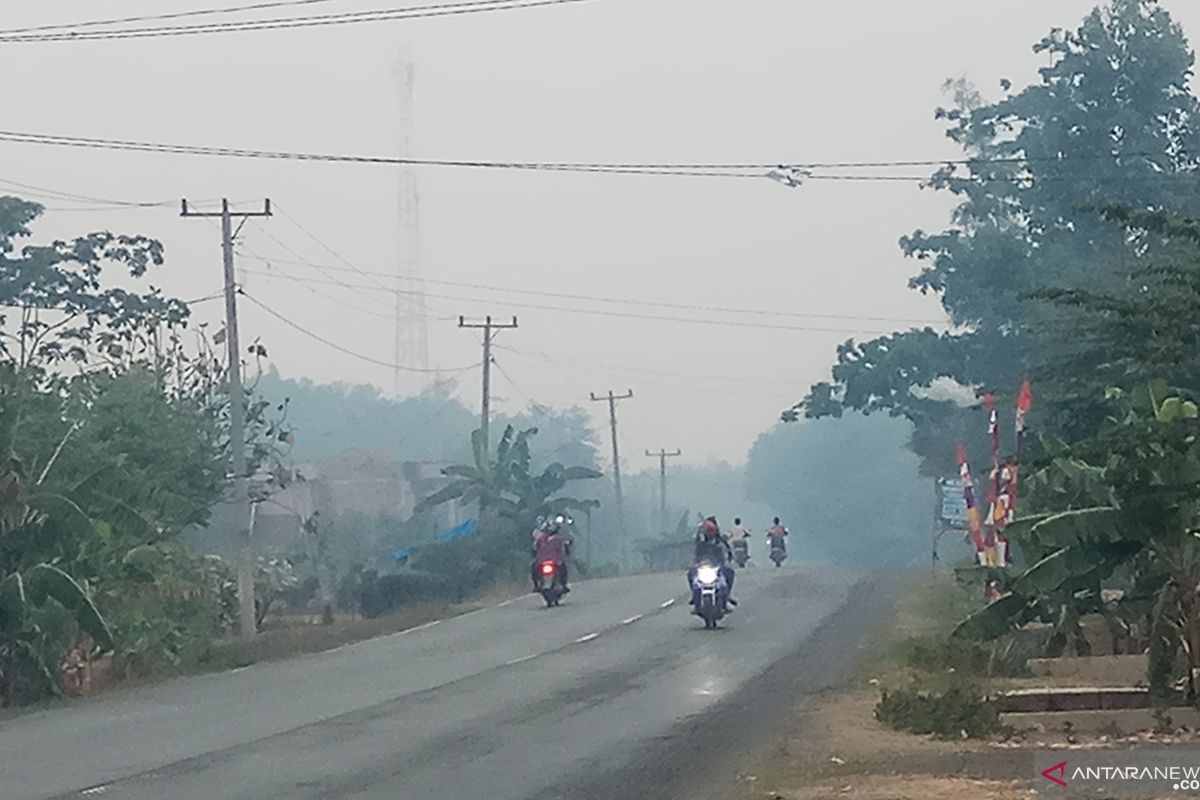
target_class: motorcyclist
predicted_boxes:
[531,516,571,593]
[767,516,789,554]
[729,516,750,564]
[688,516,736,610]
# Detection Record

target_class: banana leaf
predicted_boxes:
[24,564,113,651]
[952,592,1034,641]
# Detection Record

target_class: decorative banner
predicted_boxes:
[1013,379,1034,512]
[956,443,986,559]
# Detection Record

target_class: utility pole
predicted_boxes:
[182,198,272,643]
[458,316,518,457]
[646,448,682,534]
[591,389,633,566]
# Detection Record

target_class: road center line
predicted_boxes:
[505,654,536,666]
[660,598,676,608]
[622,615,643,624]
[574,633,599,643]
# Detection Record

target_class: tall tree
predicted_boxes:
[797,0,1200,474]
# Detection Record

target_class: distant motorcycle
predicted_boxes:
[769,539,787,568]
[535,560,566,607]
[691,561,729,629]
[732,538,749,568]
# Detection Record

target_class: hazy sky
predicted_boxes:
[4,0,1199,466]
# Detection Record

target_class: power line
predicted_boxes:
[237,268,917,335]
[0,0,598,42]
[242,223,396,312]
[273,203,393,292]
[0,0,341,35]
[2,129,1190,188]
[237,251,947,325]
[501,344,800,400]
[0,176,178,208]
[240,291,477,373]
[0,129,1174,172]
[498,337,804,386]
[0,129,767,177]
[237,218,456,319]
[235,251,417,322]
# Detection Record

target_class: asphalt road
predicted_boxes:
[0,563,883,800]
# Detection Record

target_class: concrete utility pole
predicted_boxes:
[590,389,633,564]
[182,198,272,642]
[646,448,682,534]
[458,316,517,457]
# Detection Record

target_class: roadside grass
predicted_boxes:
[194,601,474,671]
[0,581,529,721]
[851,572,987,689]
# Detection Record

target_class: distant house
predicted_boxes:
[184,451,463,558]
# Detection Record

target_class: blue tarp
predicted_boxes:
[435,518,478,543]
[391,518,478,561]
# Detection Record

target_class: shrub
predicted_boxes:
[875,685,1004,739]
[359,570,456,618]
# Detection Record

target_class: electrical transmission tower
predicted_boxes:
[393,47,432,396]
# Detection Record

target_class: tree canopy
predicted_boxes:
[798,0,1200,475]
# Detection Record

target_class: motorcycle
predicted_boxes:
[536,560,566,607]
[691,561,729,629]
[769,538,787,568]
[732,538,749,568]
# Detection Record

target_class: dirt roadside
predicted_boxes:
[715,576,1200,800]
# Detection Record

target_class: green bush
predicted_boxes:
[359,570,456,618]
[899,633,1036,679]
[875,685,1004,739]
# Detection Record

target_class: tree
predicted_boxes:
[797,0,1200,473]
[0,196,292,697]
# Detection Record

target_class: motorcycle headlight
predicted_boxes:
[696,565,719,585]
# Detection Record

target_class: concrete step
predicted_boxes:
[1002,707,1200,735]
[998,686,1174,712]
[1027,654,1147,684]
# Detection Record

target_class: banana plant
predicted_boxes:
[0,564,113,706]
[416,425,601,538]
[0,437,113,705]
[953,382,1200,700]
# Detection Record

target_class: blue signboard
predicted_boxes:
[937,478,970,528]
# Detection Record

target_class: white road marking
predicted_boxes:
[401,619,442,635]
[80,787,108,796]
[230,667,251,674]
[660,599,676,609]
[622,615,643,625]
[505,654,537,666]
[574,633,599,643]
[496,599,515,607]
